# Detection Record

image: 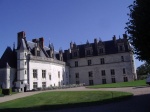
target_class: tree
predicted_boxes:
[125,0,150,63]
[136,62,150,79]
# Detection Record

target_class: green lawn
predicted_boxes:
[87,80,147,88]
[0,91,132,111]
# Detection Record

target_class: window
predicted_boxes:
[75,61,78,67]
[49,75,51,80]
[121,56,124,62]
[76,81,80,84]
[25,53,26,56]
[88,60,92,66]
[123,68,126,74]
[25,70,26,74]
[111,78,116,83]
[37,51,40,56]
[99,48,104,54]
[102,79,106,84]
[33,82,37,89]
[42,82,46,88]
[88,71,93,77]
[42,70,46,78]
[58,81,61,86]
[58,71,60,78]
[74,52,77,57]
[119,45,123,51]
[89,80,94,85]
[101,70,106,76]
[33,69,37,78]
[111,69,115,75]
[124,77,128,82]
[86,50,91,55]
[100,58,105,64]
[25,62,26,65]
[75,73,79,78]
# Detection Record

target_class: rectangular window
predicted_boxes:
[33,69,37,78]
[88,71,93,77]
[86,50,91,55]
[119,45,123,51]
[42,82,46,88]
[123,68,126,74]
[89,80,94,85]
[111,78,116,83]
[102,79,106,84]
[124,77,128,82]
[76,81,80,84]
[75,73,79,78]
[88,60,92,66]
[49,75,51,80]
[33,82,38,89]
[101,70,106,76]
[42,70,46,78]
[58,81,61,86]
[74,52,77,57]
[25,70,26,74]
[111,69,115,75]
[58,71,60,78]
[100,58,105,64]
[121,56,124,62]
[75,61,78,67]
[99,48,104,54]
[37,51,40,56]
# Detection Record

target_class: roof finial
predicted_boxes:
[13,42,15,50]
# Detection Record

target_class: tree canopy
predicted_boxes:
[136,62,150,79]
[125,0,150,63]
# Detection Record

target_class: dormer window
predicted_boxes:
[118,44,125,52]
[86,50,91,55]
[74,52,77,57]
[99,48,103,54]
[37,50,40,56]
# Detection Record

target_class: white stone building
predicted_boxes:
[0,31,137,91]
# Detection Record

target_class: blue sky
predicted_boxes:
[0,0,144,67]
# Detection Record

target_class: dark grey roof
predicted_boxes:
[0,47,17,68]
[65,38,130,59]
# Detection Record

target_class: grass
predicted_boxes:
[0,91,132,111]
[87,80,147,88]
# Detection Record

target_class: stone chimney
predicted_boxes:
[17,31,25,49]
[112,35,116,42]
[70,42,73,49]
[39,37,44,48]
[123,34,127,40]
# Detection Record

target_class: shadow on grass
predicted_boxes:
[0,95,133,112]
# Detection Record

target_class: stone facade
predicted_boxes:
[0,31,137,91]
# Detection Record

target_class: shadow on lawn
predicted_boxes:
[0,95,133,112]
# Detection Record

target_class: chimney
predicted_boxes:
[39,37,44,48]
[112,35,116,41]
[123,34,127,40]
[70,42,73,49]
[94,38,98,44]
[17,31,25,49]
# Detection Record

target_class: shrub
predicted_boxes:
[2,89,12,95]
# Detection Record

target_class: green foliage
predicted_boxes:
[0,91,132,111]
[125,0,150,63]
[2,89,12,95]
[136,62,150,79]
[87,80,146,88]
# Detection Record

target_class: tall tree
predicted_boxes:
[125,0,150,63]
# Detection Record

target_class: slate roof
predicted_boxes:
[0,47,17,68]
[66,38,130,59]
